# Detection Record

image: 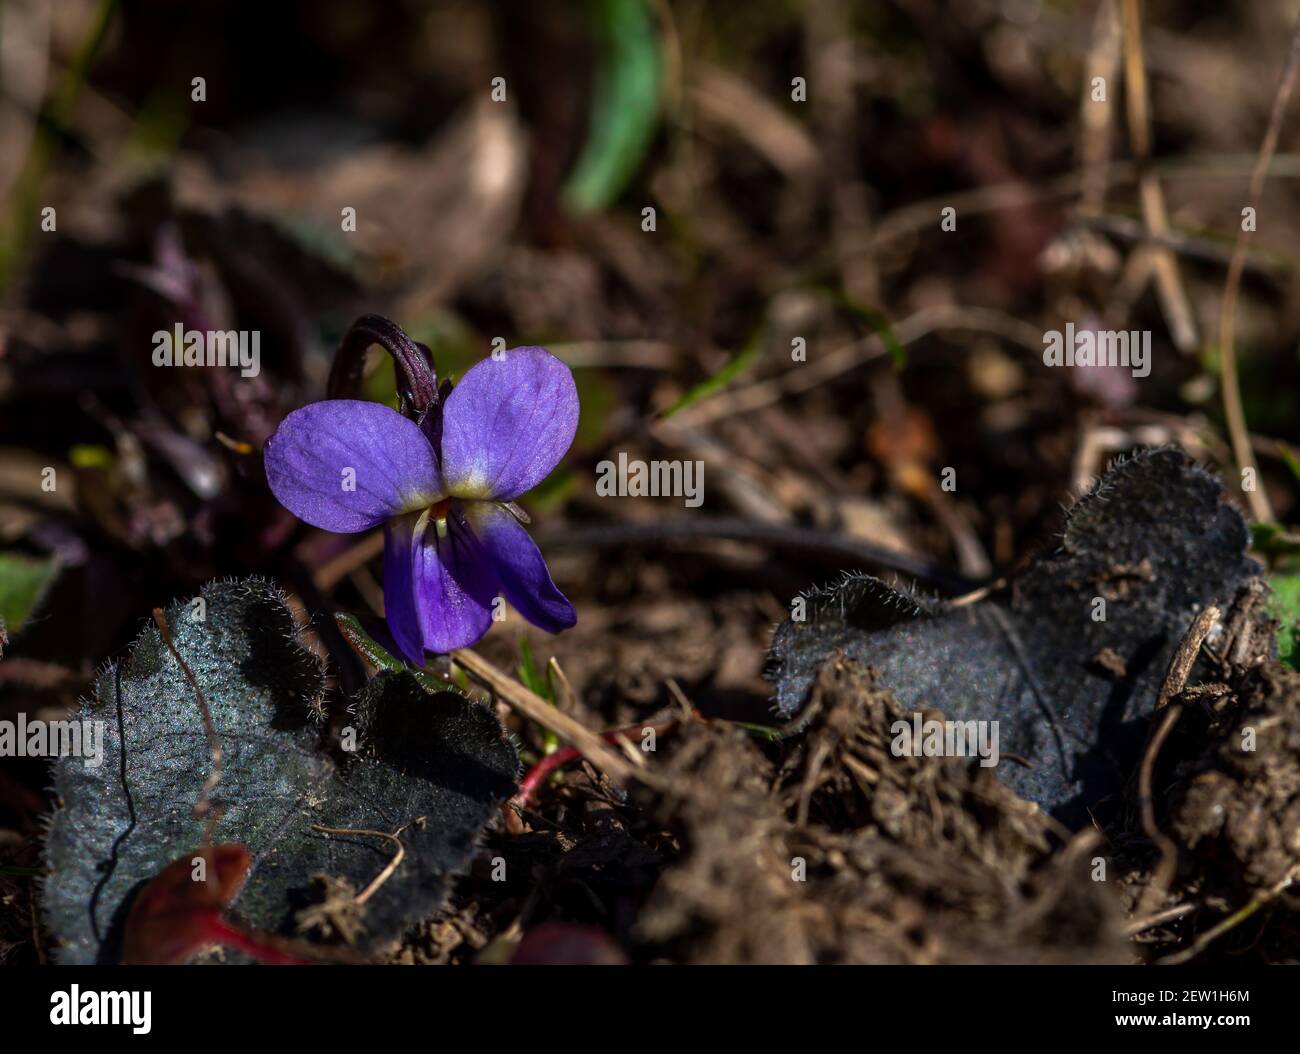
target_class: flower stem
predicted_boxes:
[327,314,439,418]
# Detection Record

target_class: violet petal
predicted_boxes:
[415,512,501,653]
[383,511,430,664]
[465,502,576,633]
[439,347,579,501]
[264,400,442,533]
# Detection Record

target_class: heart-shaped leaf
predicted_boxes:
[767,448,1264,824]
[44,578,518,964]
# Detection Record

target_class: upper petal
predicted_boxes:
[264,400,442,533]
[464,502,576,634]
[439,347,579,501]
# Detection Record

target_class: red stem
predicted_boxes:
[205,916,316,966]
[513,717,682,807]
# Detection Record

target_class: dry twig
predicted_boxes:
[1213,11,1300,525]
[452,647,649,790]
[152,607,222,825]
[1135,604,1219,919]
[309,823,408,905]
[1120,0,1198,352]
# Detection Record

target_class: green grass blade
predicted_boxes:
[562,0,662,214]
[0,552,59,635]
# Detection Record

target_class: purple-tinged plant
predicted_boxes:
[263,315,578,662]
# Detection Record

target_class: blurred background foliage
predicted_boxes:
[6,0,1300,957]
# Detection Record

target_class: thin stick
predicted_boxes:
[534,516,980,595]
[1078,212,1279,271]
[871,152,1300,249]
[1120,0,1197,352]
[1077,0,1121,217]
[513,716,682,807]
[1124,900,1197,936]
[547,657,579,712]
[1214,15,1300,525]
[1135,605,1219,918]
[1155,605,1220,714]
[310,823,406,905]
[451,648,645,790]
[949,577,1007,608]
[316,531,385,590]
[152,607,222,823]
[1156,861,1300,965]
[29,886,46,965]
[666,304,1044,429]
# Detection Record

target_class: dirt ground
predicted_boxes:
[3,0,1300,965]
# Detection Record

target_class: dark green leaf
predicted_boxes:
[767,449,1264,825]
[45,579,518,964]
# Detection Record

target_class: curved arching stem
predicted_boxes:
[327,314,438,419]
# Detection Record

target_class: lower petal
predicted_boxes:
[417,513,500,652]
[464,503,576,634]
[383,511,429,665]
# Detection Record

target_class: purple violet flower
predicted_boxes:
[264,341,579,662]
